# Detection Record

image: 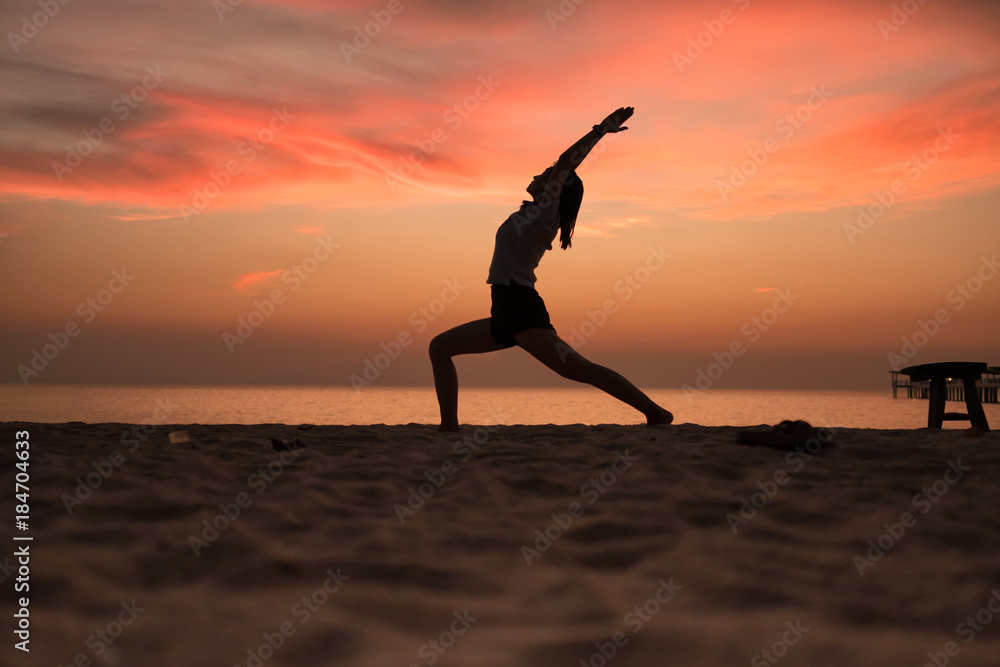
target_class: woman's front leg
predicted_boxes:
[429,318,508,431]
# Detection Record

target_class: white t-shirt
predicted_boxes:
[486,201,560,286]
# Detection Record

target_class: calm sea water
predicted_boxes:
[2,384,998,429]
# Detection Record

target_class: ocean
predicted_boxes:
[3,384,997,429]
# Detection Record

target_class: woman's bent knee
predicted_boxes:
[428,335,449,361]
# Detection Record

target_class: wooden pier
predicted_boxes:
[890,367,1000,403]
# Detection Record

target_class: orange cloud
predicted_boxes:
[232,270,283,291]
[295,225,326,235]
[575,215,652,239]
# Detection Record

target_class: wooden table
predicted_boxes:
[900,361,991,432]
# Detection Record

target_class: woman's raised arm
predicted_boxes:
[540,106,634,198]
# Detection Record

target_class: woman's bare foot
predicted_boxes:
[645,408,673,426]
[438,423,460,432]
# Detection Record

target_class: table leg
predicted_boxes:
[928,377,946,428]
[964,376,991,432]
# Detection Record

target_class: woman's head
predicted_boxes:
[524,167,584,249]
[526,168,551,199]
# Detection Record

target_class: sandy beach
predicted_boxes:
[4,421,1000,667]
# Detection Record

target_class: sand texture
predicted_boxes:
[3,421,1000,667]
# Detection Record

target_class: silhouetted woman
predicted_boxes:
[429,107,673,431]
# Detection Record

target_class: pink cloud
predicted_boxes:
[0,0,998,224]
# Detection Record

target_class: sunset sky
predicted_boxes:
[1,0,998,390]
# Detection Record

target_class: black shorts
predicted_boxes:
[490,282,556,348]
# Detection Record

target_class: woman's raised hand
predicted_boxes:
[556,106,636,173]
[599,106,635,133]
